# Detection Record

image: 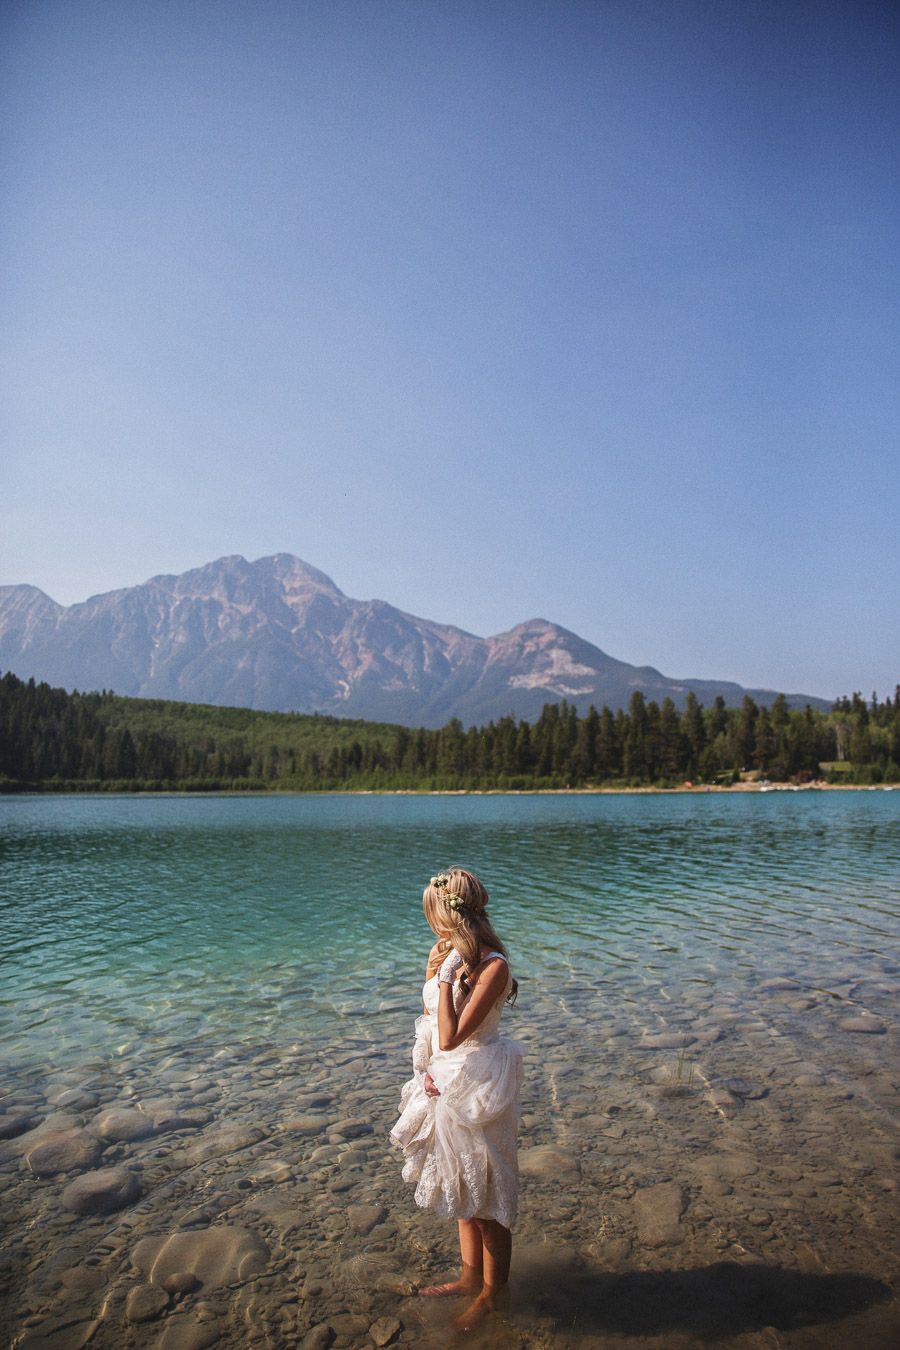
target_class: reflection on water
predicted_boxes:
[1,792,898,1349]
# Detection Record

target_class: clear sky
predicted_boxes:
[2,0,898,703]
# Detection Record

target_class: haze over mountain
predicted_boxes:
[0,554,829,727]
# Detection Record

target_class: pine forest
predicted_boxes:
[1,670,898,794]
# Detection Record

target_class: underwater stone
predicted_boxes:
[62,1166,140,1214]
[95,1107,155,1142]
[132,1226,269,1289]
[125,1283,170,1322]
[840,1017,886,1034]
[26,1130,102,1177]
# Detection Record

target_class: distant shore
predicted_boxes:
[376,781,895,796]
[13,781,890,798]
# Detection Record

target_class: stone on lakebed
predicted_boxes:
[62,1166,141,1214]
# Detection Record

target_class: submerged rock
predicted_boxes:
[158,1317,222,1350]
[518,1146,580,1178]
[639,1032,697,1050]
[632,1181,685,1247]
[131,1226,270,1289]
[281,1115,328,1136]
[0,1113,39,1140]
[181,1125,267,1165]
[15,1313,101,1350]
[125,1283,170,1322]
[346,1203,386,1234]
[95,1107,155,1142]
[62,1166,141,1214]
[26,1129,102,1177]
[369,1315,401,1345]
[718,1078,768,1100]
[840,1017,886,1034]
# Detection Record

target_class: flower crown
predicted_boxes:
[430,871,471,912]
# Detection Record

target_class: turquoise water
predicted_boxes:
[2,791,899,1350]
[1,790,898,1072]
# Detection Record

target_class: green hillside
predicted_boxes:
[1,670,897,792]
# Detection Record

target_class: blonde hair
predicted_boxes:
[423,866,517,1002]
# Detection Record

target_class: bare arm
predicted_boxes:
[436,958,509,1052]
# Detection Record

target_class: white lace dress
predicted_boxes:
[390,953,523,1228]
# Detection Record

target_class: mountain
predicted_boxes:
[0,554,830,726]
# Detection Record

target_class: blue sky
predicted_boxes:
[2,0,898,702]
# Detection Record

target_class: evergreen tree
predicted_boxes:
[682,692,705,776]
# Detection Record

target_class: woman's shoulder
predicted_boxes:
[472,951,510,985]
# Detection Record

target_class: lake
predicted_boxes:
[1,790,898,1349]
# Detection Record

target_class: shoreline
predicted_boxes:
[3,782,895,799]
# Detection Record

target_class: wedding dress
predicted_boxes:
[390,954,523,1228]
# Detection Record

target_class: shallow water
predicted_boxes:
[1,791,898,1350]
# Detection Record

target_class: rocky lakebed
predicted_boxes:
[1,966,898,1350]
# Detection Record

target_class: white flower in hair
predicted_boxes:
[431,870,467,911]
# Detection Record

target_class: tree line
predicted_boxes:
[1,669,898,793]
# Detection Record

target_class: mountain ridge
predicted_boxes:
[0,553,830,725]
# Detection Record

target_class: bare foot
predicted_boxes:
[419,1278,480,1299]
[449,1290,495,1331]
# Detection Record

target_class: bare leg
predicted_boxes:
[419,1219,484,1297]
[450,1219,512,1330]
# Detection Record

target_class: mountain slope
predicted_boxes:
[0,554,829,725]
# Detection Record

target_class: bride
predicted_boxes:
[390,867,523,1332]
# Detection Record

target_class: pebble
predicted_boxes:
[639,1033,697,1049]
[694,1154,758,1180]
[95,1107,156,1142]
[282,1116,328,1136]
[300,1274,333,1300]
[182,1125,267,1165]
[840,1017,887,1034]
[62,1166,141,1214]
[748,1210,773,1227]
[25,1130,102,1177]
[719,1078,768,1099]
[158,1317,222,1350]
[60,1267,107,1293]
[632,1182,685,1247]
[15,1314,101,1350]
[330,1118,373,1137]
[140,1098,211,1130]
[369,1315,401,1346]
[0,1113,39,1140]
[329,1314,369,1336]
[813,1171,842,1187]
[373,1271,415,1296]
[248,1158,294,1183]
[164,1271,201,1294]
[518,1147,580,1178]
[45,1088,99,1111]
[125,1283,171,1322]
[760,978,797,991]
[301,1326,333,1350]
[346,1203,386,1234]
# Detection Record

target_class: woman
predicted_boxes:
[390,867,522,1332]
